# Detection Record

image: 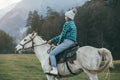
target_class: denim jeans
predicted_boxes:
[49,39,74,68]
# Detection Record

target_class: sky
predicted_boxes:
[0,0,22,10]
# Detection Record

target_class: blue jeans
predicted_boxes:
[49,39,74,68]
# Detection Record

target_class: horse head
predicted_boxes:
[15,31,37,53]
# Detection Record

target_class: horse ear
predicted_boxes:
[35,32,38,35]
[31,31,38,37]
[31,31,36,36]
[32,31,35,34]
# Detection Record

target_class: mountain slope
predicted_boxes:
[0,0,88,41]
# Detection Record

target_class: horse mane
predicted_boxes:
[36,35,47,43]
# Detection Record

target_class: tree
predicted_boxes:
[0,30,15,53]
[26,11,33,27]
[26,8,64,40]
[26,10,44,34]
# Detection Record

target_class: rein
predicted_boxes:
[33,42,48,47]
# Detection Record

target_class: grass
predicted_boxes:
[0,54,120,80]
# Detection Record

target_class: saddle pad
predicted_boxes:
[56,46,79,63]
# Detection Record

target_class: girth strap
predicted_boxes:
[66,61,77,75]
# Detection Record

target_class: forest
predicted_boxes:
[26,0,120,59]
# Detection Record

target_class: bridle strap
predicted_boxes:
[20,35,47,51]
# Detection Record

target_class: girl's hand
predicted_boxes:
[47,40,52,44]
[57,43,59,46]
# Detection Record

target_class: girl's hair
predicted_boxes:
[66,17,72,21]
[68,18,72,21]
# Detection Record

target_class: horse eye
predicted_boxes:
[24,39,27,41]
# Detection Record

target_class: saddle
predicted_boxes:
[48,42,79,64]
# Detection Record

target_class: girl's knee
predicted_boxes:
[50,52,55,56]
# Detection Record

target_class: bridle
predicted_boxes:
[18,34,47,51]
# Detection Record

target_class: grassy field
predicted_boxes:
[0,54,120,80]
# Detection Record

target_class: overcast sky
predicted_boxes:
[0,0,90,18]
[0,0,22,10]
[0,0,90,10]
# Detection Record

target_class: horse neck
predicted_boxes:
[33,36,50,64]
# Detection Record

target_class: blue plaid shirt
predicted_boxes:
[51,20,77,44]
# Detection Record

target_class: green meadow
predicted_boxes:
[0,54,120,80]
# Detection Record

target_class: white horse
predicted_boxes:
[15,32,113,80]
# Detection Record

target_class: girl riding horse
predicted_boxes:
[47,8,78,75]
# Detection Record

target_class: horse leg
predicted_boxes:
[88,74,98,80]
[55,77,60,80]
[46,75,54,80]
[46,75,60,80]
[84,70,99,80]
